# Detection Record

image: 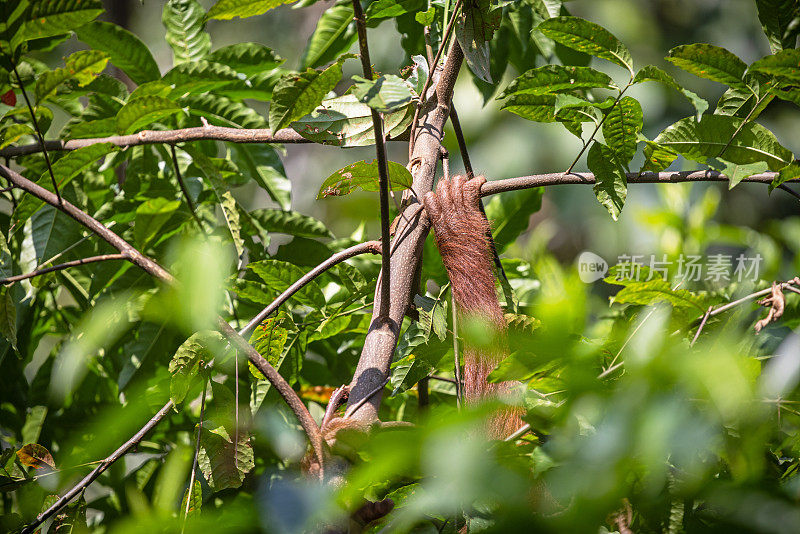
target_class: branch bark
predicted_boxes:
[478,170,787,196]
[0,126,410,157]
[1,253,126,284]
[345,41,465,423]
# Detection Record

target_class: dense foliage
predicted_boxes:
[1,0,800,532]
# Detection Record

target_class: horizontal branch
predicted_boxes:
[0,124,409,157]
[239,240,382,337]
[1,254,126,285]
[479,170,788,196]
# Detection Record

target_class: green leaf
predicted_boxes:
[248,209,332,239]
[485,187,544,252]
[391,322,448,394]
[162,61,241,95]
[189,151,246,259]
[230,144,291,209]
[499,65,614,98]
[197,383,254,491]
[300,1,357,69]
[135,197,181,247]
[587,141,627,220]
[207,43,284,75]
[415,7,436,26]
[640,141,678,174]
[501,93,601,123]
[755,0,800,53]
[714,159,770,189]
[368,0,424,20]
[611,278,708,313]
[601,96,642,167]
[75,21,161,84]
[0,287,17,350]
[455,0,501,83]
[654,115,793,171]
[291,94,413,147]
[248,260,326,308]
[749,49,800,84]
[352,74,413,113]
[182,93,267,129]
[207,0,296,20]
[162,0,210,64]
[181,480,202,518]
[30,207,82,264]
[770,161,800,192]
[35,50,109,102]
[413,294,448,342]
[116,95,182,134]
[538,16,634,75]
[249,311,290,368]
[268,57,347,132]
[715,75,775,119]
[21,406,47,445]
[0,123,34,149]
[12,0,103,51]
[317,160,414,198]
[14,143,119,222]
[169,332,225,404]
[633,65,708,120]
[666,43,748,91]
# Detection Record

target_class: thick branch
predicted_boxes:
[479,170,789,196]
[346,41,465,423]
[351,0,393,320]
[0,162,324,476]
[239,240,382,337]
[1,254,126,284]
[0,127,309,157]
[21,401,175,534]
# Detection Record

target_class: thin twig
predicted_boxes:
[11,65,61,203]
[1,254,126,284]
[238,240,381,337]
[504,423,531,442]
[351,0,393,320]
[452,294,462,408]
[21,401,175,534]
[691,306,714,346]
[170,144,203,231]
[182,377,208,534]
[344,378,390,419]
[564,80,634,174]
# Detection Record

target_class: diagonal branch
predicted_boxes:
[239,240,382,337]
[351,0,393,321]
[346,40,466,423]
[1,253,126,285]
[20,401,175,534]
[0,162,324,474]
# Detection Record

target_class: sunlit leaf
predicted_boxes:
[538,16,634,75]
[16,443,55,469]
[162,0,210,64]
[116,95,182,134]
[602,96,643,167]
[633,65,708,120]
[352,74,414,113]
[299,0,357,69]
[499,65,614,98]
[587,141,627,220]
[316,159,414,198]
[666,43,749,91]
[75,21,161,84]
[207,0,296,20]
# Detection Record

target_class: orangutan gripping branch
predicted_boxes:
[423,175,524,438]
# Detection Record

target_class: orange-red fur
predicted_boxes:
[423,175,524,438]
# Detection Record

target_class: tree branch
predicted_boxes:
[0,162,324,476]
[478,170,789,196]
[20,401,175,534]
[346,40,466,423]
[351,0,393,321]
[0,127,311,157]
[1,253,126,285]
[239,240,382,337]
